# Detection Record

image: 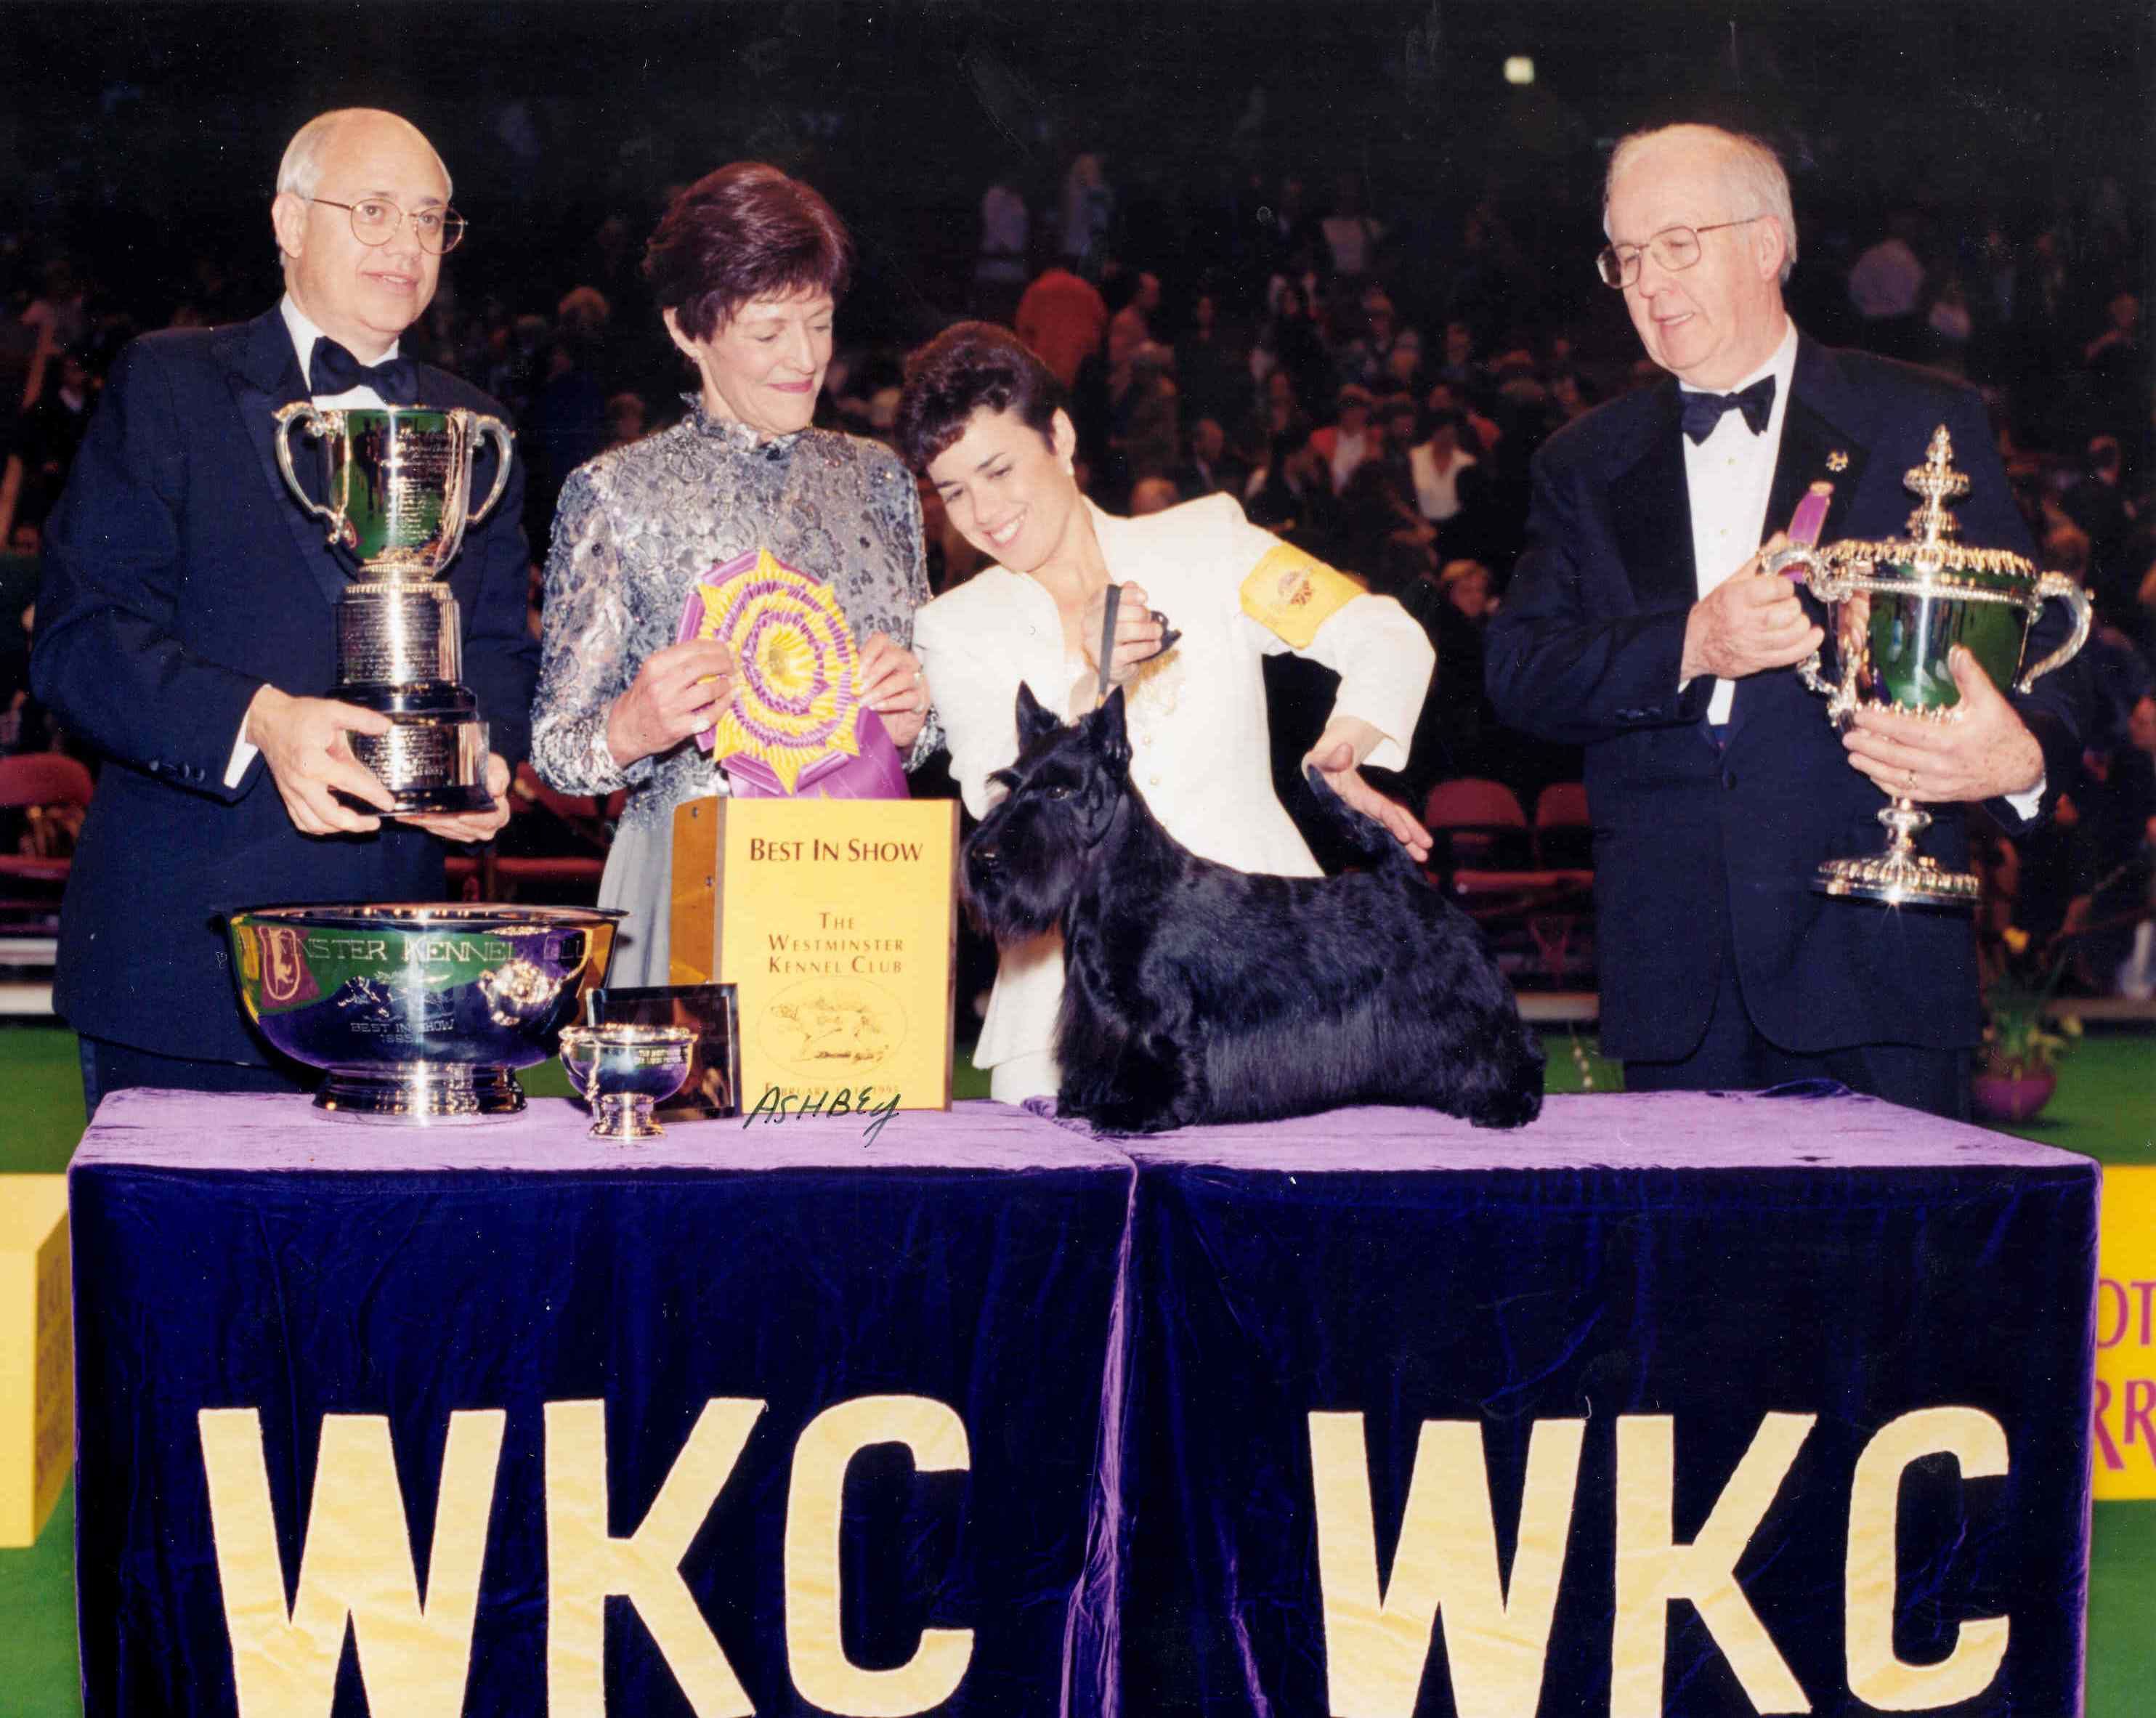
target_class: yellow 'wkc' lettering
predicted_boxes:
[198,1395,973,1717]
[1309,1407,2011,1717]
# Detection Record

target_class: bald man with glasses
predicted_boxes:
[1486,123,2086,1117]
[33,108,537,1109]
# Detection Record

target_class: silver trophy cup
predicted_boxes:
[273,404,514,812]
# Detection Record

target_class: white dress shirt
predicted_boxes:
[1409,442,1475,522]
[1683,319,1798,727]
[1680,318,2043,811]
[224,297,403,785]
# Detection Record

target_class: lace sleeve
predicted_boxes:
[896,479,947,769]
[529,466,648,793]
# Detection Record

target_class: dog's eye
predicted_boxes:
[1046,785,1074,801]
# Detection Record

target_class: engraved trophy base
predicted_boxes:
[315,1061,528,1123]
[336,578,494,814]
[591,1093,665,1141]
[344,683,495,814]
[1815,798,1981,908]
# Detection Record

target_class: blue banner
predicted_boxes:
[69,1089,2096,1717]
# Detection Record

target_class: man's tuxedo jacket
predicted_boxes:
[1486,338,2086,1061]
[33,308,538,1063]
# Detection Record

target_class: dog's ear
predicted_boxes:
[1014,681,1062,750]
[1087,686,1132,769]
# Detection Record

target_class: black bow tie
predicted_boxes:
[309,339,418,405]
[1679,376,1775,444]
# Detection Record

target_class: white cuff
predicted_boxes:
[2003,772,2046,822]
[224,730,259,790]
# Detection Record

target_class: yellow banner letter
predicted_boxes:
[197,1406,503,1718]
[545,1397,764,1718]
[784,1395,973,1717]
[1612,1411,1815,1717]
[1845,1406,2009,1710]
[1309,1411,1584,1718]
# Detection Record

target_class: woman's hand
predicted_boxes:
[859,631,930,751]
[1079,581,1171,688]
[605,639,734,769]
[1303,716,1433,864]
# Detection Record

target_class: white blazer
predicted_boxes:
[914,493,1435,1092]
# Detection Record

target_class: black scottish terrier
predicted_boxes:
[965,686,1544,1132]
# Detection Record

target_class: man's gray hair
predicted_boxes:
[275,108,452,204]
[1604,123,1797,285]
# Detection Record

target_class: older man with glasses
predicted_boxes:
[1486,123,2086,1118]
[33,108,536,1110]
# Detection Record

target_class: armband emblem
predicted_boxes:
[1239,544,1362,649]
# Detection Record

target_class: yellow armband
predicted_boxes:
[1239,543,1363,649]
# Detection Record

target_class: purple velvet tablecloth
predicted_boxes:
[68,1086,2099,1718]
[74,1085,2080,1176]
[73,1087,1130,1172]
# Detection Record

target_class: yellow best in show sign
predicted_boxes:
[671,797,958,1111]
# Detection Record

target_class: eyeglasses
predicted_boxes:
[309,197,467,256]
[1595,216,1767,289]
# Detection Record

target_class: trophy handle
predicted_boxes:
[1766,545,1844,701]
[2016,572,2094,694]
[463,412,516,527]
[558,1027,598,1100]
[272,401,354,548]
[1792,645,1839,700]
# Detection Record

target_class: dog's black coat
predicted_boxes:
[964,686,1544,1131]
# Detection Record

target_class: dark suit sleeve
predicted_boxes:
[1936,386,2088,832]
[452,431,539,769]
[30,339,264,798]
[1483,445,1712,747]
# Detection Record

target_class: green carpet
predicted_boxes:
[2,1022,2148,1716]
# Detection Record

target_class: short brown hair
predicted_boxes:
[643,162,853,342]
[897,321,1065,474]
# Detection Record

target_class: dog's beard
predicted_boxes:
[962,849,1086,944]
[962,798,1096,944]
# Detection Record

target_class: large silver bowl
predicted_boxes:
[226,904,623,1122]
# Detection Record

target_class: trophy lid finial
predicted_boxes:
[1904,424,1970,549]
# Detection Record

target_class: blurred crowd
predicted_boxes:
[4,145,2152,996]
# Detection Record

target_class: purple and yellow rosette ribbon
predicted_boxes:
[678,548,904,798]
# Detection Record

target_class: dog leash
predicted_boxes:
[1096,585,1121,706]
[1095,584,1180,708]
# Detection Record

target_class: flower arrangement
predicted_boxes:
[1979,925,2083,1079]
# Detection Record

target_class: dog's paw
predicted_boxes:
[1086,1098,1182,1135]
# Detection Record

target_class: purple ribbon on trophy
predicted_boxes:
[674,548,907,799]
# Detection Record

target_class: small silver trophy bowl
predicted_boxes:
[272,403,514,814]
[225,904,622,1122]
[558,1024,697,1140]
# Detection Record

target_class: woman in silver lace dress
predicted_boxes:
[532,163,939,984]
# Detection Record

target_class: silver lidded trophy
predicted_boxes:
[1767,426,2091,908]
[273,403,513,811]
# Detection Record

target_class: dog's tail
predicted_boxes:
[1302,765,1424,878]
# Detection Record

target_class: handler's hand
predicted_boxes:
[1679,532,1823,684]
[1304,718,1433,865]
[397,752,513,844]
[858,631,930,750]
[246,684,395,837]
[1843,645,2044,803]
[1079,581,1171,689]
[606,639,734,769]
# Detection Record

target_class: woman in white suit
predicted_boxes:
[899,323,1436,1102]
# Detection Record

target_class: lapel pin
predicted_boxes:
[1827,449,1849,473]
